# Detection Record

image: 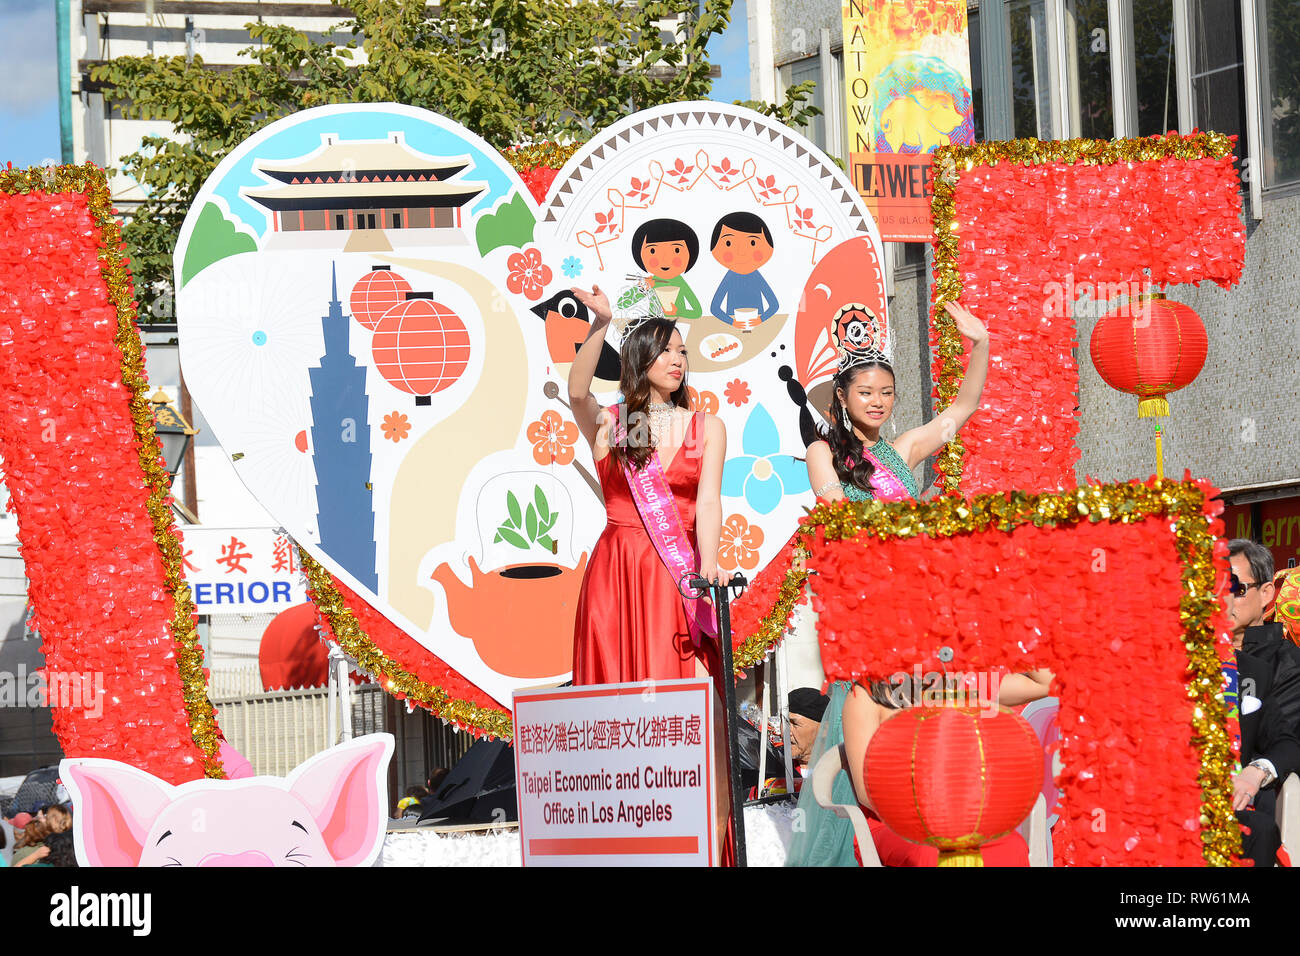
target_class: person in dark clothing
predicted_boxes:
[1234,649,1300,866]
[788,688,831,769]
[1228,539,1300,864]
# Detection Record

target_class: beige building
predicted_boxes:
[66,0,362,211]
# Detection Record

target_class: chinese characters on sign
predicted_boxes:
[516,715,703,753]
[514,680,715,867]
[180,527,308,612]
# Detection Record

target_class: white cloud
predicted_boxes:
[0,2,57,116]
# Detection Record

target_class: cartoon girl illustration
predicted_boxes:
[616,218,702,318]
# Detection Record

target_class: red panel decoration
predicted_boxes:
[735,477,1238,865]
[0,165,220,782]
[864,705,1043,866]
[928,134,1244,494]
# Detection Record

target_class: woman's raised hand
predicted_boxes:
[572,285,613,324]
[943,300,988,346]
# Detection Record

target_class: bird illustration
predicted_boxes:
[530,289,622,388]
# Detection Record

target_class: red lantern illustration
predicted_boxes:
[864,703,1043,866]
[351,265,412,331]
[371,292,471,405]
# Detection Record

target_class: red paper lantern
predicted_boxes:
[350,265,412,331]
[864,703,1043,866]
[1089,293,1207,417]
[371,292,471,403]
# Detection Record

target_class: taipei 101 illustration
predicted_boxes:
[308,264,378,592]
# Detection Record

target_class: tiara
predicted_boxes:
[837,346,892,374]
[612,282,667,347]
[832,303,891,371]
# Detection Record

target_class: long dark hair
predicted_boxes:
[822,360,895,491]
[611,318,688,471]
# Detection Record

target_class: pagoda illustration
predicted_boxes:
[308,264,378,592]
[244,131,487,252]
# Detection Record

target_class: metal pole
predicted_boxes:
[684,572,749,866]
[756,660,769,796]
[776,639,796,796]
[716,575,747,867]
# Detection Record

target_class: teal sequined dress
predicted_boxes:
[842,439,920,501]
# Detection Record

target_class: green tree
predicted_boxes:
[93,0,819,314]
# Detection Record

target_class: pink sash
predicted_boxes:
[612,408,718,648]
[860,445,912,501]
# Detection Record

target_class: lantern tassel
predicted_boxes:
[1137,396,1169,418]
[937,849,984,867]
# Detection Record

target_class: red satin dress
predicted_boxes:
[571,411,721,685]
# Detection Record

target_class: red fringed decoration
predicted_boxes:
[307,568,511,739]
[520,166,558,205]
[929,135,1244,493]
[0,183,211,782]
[802,476,1238,865]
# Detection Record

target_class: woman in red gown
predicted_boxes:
[567,285,732,858]
[566,285,727,682]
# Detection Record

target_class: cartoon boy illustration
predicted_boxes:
[619,218,702,318]
[709,211,778,324]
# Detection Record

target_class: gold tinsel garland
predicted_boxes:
[0,163,223,777]
[501,142,583,176]
[732,548,809,671]
[299,549,515,740]
[738,478,1239,865]
[927,133,1237,493]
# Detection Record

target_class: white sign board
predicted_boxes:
[514,679,716,866]
[180,527,307,613]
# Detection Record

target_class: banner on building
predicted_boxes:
[843,0,974,241]
[180,526,307,613]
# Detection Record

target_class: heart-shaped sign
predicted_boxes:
[175,102,888,718]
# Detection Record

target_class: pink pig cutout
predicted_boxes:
[60,733,394,867]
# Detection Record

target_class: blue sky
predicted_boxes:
[0,1,749,171]
[0,0,61,168]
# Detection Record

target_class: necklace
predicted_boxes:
[646,401,677,447]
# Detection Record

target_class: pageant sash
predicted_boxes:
[860,443,912,501]
[613,408,719,648]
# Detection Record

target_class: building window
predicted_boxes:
[1188,0,1249,172]
[335,214,345,230]
[1064,0,1113,139]
[1259,0,1300,187]
[1009,0,1056,138]
[391,212,402,229]
[781,56,826,150]
[1133,0,1180,136]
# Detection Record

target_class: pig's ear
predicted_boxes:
[288,734,394,867]
[60,759,174,867]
